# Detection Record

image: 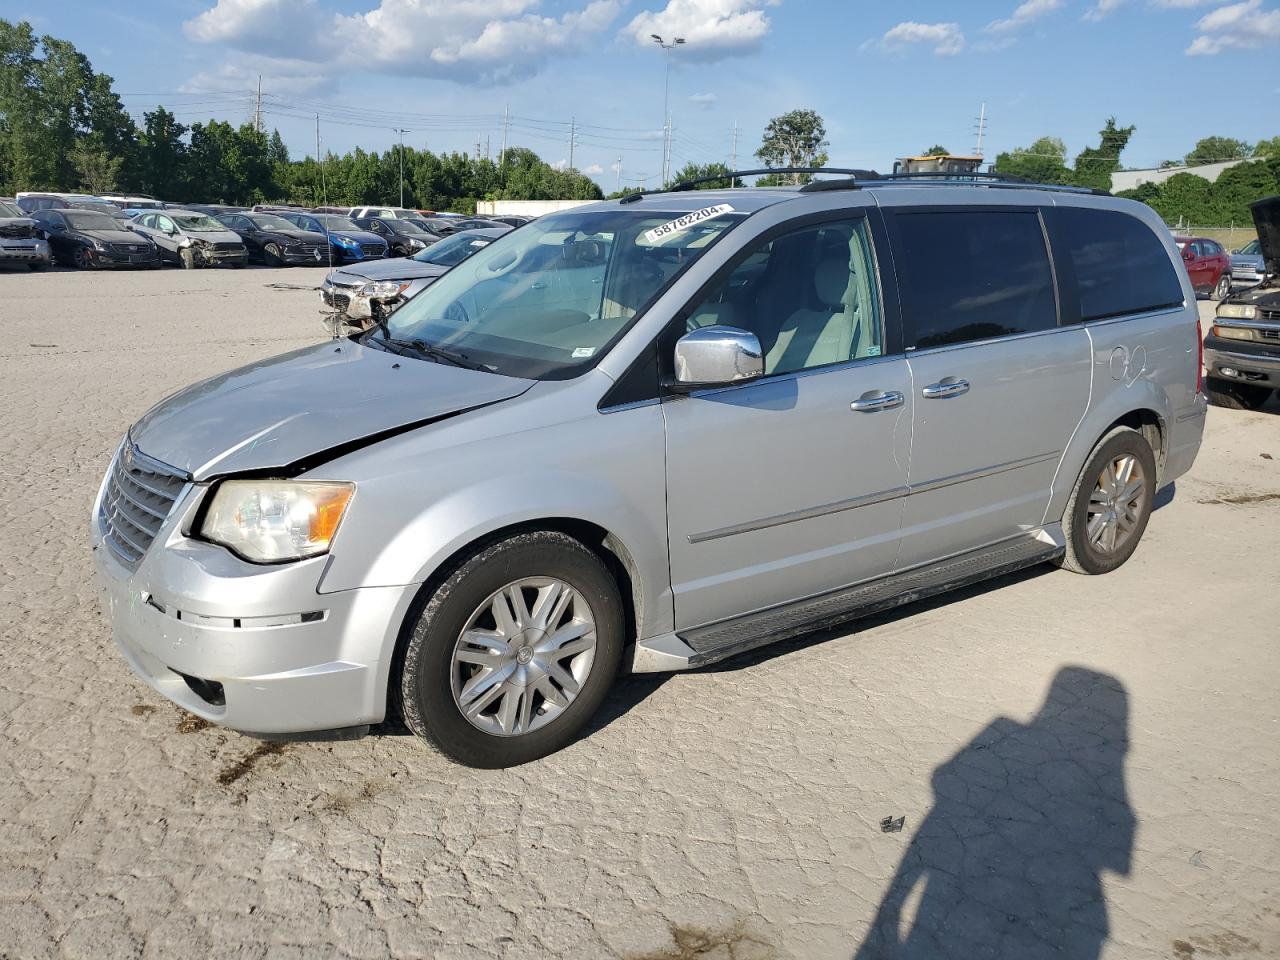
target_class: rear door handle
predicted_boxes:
[922,378,970,399]
[850,390,905,412]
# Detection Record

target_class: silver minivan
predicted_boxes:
[93,177,1206,767]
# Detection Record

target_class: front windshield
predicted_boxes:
[414,231,492,267]
[316,215,360,231]
[384,206,745,379]
[249,214,298,231]
[173,213,225,232]
[68,200,120,216]
[1240,239,1259,255]
[0,200,21,218]
[63,211,120,231]
[393,219,431,235]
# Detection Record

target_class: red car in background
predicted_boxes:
[1175,235,1232,300]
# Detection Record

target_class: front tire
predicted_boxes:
[1214,272,1232,300]
[263,242,284,267]
[1206,377,1272,410]
[72,246,95,270]
[1059,428,1157,575]
[399,531,623,768]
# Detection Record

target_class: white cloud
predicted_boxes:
[689,92,718,109]
[1083,0,1127,21]
[583,163,604,174]
[1187,0,1280,53]
[624,0,777,61]
[986,0,1063,32]
[179,54,327,96]
[877,21,965,56]
[184,0,624,84]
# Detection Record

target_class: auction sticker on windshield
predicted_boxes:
[644,204,734,244]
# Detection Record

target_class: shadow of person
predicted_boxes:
[854,667,1135,960]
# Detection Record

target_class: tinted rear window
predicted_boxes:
[1055,208,1183,321]
[894,210,1057,350]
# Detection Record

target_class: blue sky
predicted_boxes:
[10,0,1280,190]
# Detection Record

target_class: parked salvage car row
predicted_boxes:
[1,191,521,271]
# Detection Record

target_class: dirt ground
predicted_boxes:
[1,264,1277,960]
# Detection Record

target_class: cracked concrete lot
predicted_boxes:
[1,266,1278,960]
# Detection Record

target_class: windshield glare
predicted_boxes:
[63,212,120,231]
[0,201,21,218]
[250,214,297,231]
[384,207,744,379]
[317,215,360,231]
[173,214,224,232]
[414,232,490,267]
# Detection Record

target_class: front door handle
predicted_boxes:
[850,390,905,412]
[922,378,970,399]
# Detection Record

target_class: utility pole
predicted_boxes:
[568,116,576,170]
[315,113,322,207]
[485,135,490,161]
[974,102,988,158]
[500,103,509,169]
[615,155,622,193]
[315,113,320,163]
[254,75,263,133]
[650,34,685,186]
[475,138,481,163]
[730,120,739,172]
[392,128,408,206]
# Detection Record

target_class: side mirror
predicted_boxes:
[1182,248,1194,261]
[671,325,764,391]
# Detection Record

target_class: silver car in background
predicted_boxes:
[1230,238,1268,287]
[92,178,1205,767]
[130,210,248,269]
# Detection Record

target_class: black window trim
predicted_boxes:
[881,203,1065,355]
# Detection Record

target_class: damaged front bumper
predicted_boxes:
[0,236,51,264]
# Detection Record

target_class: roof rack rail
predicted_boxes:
[667,167,881,192]
[800,171,1111,197]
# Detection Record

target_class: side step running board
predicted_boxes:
[680,533,1064,669]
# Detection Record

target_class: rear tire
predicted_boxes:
[1206,378,1272,410]
[398,531,623,768]
[1059,428,1157,576]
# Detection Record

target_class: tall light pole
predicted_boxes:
[392,127,408,206]
[650,34,684,187]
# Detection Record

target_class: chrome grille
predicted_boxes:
[360,244,386,257]
[100,443,188,567]
[111,242,148,254]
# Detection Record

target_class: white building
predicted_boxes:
[1111,159,1247,193]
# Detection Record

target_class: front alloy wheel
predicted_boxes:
[72,246,96,270]
[398,530,623,767]
[1214,273,1231,300]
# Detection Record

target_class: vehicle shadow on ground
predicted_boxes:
[851,666,1134,960]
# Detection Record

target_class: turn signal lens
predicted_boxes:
[1212,325,1254,341]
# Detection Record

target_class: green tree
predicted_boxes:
[921,144,950,156]
[669,161,741,188]
[755,109,829,184]
[1185,136,1252,167]
[1253,136,1280,159]
[993,136,1073,185]
[70,138,120,192]
[1072,117,1135,192]
[138,106,186,198]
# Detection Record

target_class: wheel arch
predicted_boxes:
[383,517,642,723]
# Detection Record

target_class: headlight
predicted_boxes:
[408,238,426,248]
[336,235,356,246]
[1216,303,1258,320]
[1211,325,1254,341]
[359,280,411,299]
[90,237,107,251]
[282,236,300,246]
[200,480,354,562]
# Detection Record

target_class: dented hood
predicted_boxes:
[130,340,534,480]
[1250,195,1280,273]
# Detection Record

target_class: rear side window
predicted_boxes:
[893,210,1057,350]
[1054,208,1184,322]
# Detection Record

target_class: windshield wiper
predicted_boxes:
[367,322,487,371]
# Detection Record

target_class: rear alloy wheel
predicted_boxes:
[1206,377,1273,410]
[263,242,284,267]
[1214,272,1232,300]
[72,246,96,270]
[398,531,623,768]
[1059,428,1157,575]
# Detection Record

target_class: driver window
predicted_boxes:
[157,216,174,233]
[685,217,883,376]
